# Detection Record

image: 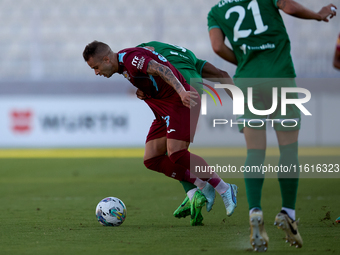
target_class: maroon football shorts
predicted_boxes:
[145,93,200,143]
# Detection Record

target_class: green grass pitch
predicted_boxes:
[0,150,339,255]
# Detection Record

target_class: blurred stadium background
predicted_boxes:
[0,0,340,148]
[1,2,339,254]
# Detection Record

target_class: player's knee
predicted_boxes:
[143,158,152,169]
[144,156,161,172]
[167,142,189,159]
[169,149,188,164]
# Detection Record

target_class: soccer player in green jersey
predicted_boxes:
[207,0,336,251]
[137,41,233,96]
[136,41,235,225]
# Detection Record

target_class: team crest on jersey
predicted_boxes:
[123,71,130,80]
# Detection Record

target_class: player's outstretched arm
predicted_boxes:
[201,62,231,80]
[209,28,238,66]
[146,60,198,108]
[201,62,234,99]
[277,0,337,22]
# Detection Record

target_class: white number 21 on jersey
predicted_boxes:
[225,0,268,42]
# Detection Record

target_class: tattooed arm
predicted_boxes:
[147,60,198,108]
[277,0,336,22]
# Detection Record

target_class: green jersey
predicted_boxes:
[137,41,206,76]
[208,0,296,78]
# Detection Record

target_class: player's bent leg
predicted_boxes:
[168,139,237,216]
[144,154,188,180]
[144,137,195,206]
[144,150,206,225]
[144,137,167,161]
[144,138,207,224]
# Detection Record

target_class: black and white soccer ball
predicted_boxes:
[95,197,127,226]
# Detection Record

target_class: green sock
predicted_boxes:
[180,181,197,193]
[278,142,299,210]
[244,149,266,211]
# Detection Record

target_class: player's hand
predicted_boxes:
[144,46,155,51]
[318,4,337,22]
[136,89,146,100]
[179,90,199,108]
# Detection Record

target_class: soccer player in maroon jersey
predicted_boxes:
[83,41,238,226]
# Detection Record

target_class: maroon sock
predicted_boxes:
[169,149,208,170]
[169,149,223,188]
[144,155,195,183]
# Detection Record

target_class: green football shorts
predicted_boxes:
[235,78,301,133]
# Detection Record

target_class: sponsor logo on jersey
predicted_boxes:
[167,129,176,133]
[218,0,247,7]
[240,43,275,55]
[131,56,139,67]
[170,51,179,55]
[137,56,145,70]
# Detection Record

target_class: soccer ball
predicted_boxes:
[95,197,127,226]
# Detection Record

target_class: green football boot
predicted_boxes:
[190,190,207,226]
[173,196,191,218]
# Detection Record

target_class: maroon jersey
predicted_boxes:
[117,47,191,99]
